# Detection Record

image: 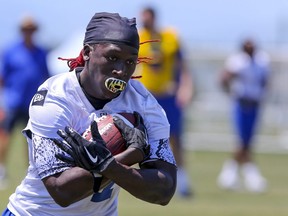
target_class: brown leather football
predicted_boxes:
[83,113,136,155]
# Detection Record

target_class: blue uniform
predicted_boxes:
[0,40,50,131]
[224,50,270,147]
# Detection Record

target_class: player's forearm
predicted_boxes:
[102,160,176,205]
[44,167,94,207]
[115,147,144,166]
[99,148,144,190]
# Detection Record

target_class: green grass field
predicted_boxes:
[1,128,288,216]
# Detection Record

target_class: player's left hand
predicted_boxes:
[113,111,150,159]
[53,121,114,173]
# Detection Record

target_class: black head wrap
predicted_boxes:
[84,12,139,49]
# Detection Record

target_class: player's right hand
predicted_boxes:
[53,121,115,173]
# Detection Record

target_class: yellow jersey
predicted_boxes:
[136,27,180,95]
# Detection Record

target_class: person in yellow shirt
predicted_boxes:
[137,7,194,197]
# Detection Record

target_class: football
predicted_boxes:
[82,113,136,155]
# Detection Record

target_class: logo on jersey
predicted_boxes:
[32,90,48,106]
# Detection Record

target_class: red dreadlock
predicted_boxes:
[139,39,160,45]
[58,39,160,78]
[133,39,160,79]
[58,49,85,72]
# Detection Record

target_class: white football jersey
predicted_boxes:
[7,71,176,216]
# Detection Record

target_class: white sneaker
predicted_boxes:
[217,160,240,191]
[176,167,193,197]
[0,164,8,190]
[0,177,8,190]
[242,162,267,193]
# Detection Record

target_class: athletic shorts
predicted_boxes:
[2,208,15,216]
[156,95,182,136]
[233,100,259,148]
[0,108,29,133]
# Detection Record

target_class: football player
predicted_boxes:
[2,12,177,216]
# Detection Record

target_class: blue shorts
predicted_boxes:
[2,208,15,216]
[0,108,29,133]
[156,95,182,136]
[233,100,259,148]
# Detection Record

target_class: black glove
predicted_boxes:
[113,111,150,158]
[53,121,114,173]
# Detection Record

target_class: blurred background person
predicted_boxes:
[137,6,194,198]
[217,38,270,193]
[0,15,50,189]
